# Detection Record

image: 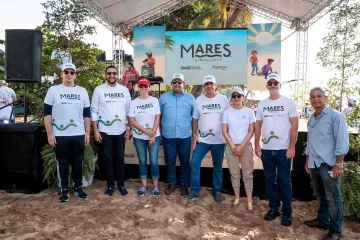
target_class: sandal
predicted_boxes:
[247,201,255,214]
[232,199,240,207]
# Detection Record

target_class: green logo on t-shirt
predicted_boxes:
[98,115,121,126]
[52,119,77,131]
[262,131,279,144]
[198,129,215,138]
[133,123,152,135]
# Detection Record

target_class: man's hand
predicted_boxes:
[85,133,90,145]
[234,145,245,156]
[192,135,200,150]
[304,163,310,174]
[286,146,295,159]
[255,144,261,158]
[47,133,57,147]
[144,129,155,137]
[331,165,343,178]
[149,136,155,146]
[125,129,132,140]
[94,130,102,142]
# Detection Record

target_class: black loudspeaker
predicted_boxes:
[5,29,43,83]
[0,123,47,193]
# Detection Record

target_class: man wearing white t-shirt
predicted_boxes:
[185,75,230,203]
[255,73,298,226]
[91,65,132,196]
[44,63,91,203]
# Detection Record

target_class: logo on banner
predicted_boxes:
[180,66,202,70]
[212,65,228,70]
[180,44,231,62]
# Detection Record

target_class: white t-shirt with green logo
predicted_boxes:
[129,96,161,140]
[193,94,230,144]
[222,107,255,144]
[91,83,131,135]
[256,96,298,150]
[44,84,90,137]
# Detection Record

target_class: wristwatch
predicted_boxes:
[335,162,344,169]
[126,126,131,130]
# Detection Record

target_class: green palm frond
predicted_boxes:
[188,9,218,29]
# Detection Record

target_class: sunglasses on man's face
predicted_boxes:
[139,85,149,88]
[267,82,279,86]
[64,70,76,75]
[171,81,183,85]
[231,94,243,99]
[106,72,118,75]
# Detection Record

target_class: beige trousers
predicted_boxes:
[225,143,254,192]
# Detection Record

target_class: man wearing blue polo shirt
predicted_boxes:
[159,73,195,196]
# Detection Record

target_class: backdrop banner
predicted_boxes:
[246,23,281,90]
[165,29,247,85]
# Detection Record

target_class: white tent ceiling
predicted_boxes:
[80,0,335,33]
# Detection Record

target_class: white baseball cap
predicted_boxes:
[203,75,216,85]
[61,63,76,71]
[0,80,6,84]
[348,97,357,105]
[172,73,184,82]
[231,87,244,96]
[146,51,152,55]
[266,73,281,83]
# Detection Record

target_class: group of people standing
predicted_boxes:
[44,64,348,240]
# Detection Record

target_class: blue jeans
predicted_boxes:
[252,64,258,73]
[189,142,225,194]
[0,120,3,124]
[133,137,160,180]
[261,149,292,215]
[310,163,343,234]
[162,136,191,186]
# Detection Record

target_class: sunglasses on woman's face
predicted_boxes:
[139,85,149,88]
[231,94,243,99]
[64,70,76,75]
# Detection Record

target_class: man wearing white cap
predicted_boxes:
[185,75,230,203]
[44,63,91,202]
[255,73,298,226]
[159,73,194,196]
[343,97,359,130]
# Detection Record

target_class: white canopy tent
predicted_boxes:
[78,0,336,99]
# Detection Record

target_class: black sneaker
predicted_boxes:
[281,215,292,226]
[119,186,128,196]
[59,189,69,202]
[74,187,88,200]
[264,210,280,221]
[105,186,115,196]
[212,191,222,203]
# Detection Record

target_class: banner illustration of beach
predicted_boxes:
[246,23,281,91]
[133,26,166,88]
[165,29,247,85]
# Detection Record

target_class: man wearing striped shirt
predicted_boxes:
[304,87,348,240]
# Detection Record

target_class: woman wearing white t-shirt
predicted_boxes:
[129,78,161,196]
[222,88,256,213]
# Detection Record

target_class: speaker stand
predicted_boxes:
[24,83,28,123]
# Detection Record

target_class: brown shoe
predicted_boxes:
[165,184,175,195]
[180,185,189,196]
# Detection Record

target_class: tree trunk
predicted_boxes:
[191,85,203,99]
[225,5,242,28]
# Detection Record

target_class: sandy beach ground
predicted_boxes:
[0,180,359,240]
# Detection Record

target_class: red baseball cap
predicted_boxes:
[137,78,150,86]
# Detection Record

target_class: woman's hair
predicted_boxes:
[128,62,135,69]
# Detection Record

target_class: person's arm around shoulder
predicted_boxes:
[287,99,299,159]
